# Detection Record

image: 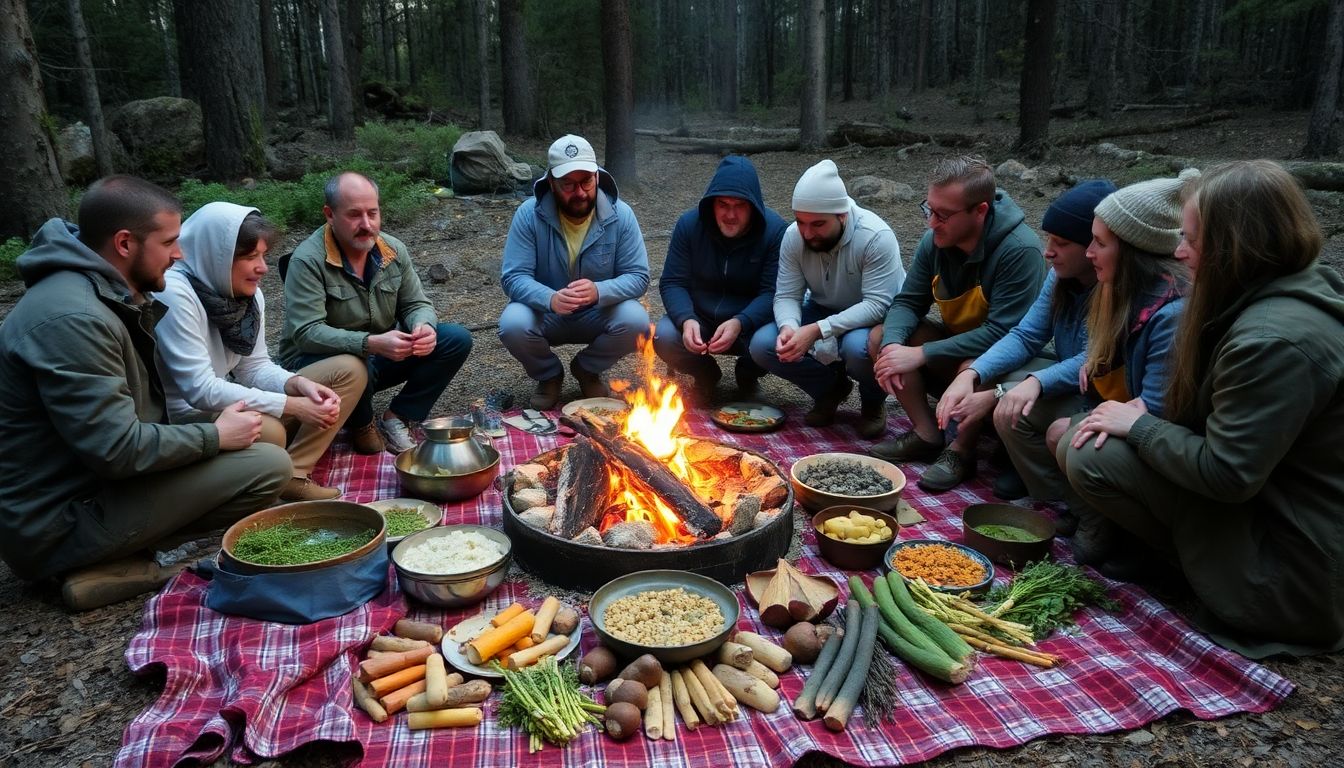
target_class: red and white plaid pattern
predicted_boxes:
[117,408,1292,767]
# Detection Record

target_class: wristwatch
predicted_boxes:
[993,383,1007,400]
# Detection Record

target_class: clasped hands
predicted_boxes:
[683,318,743,355]
[550,278,599,316]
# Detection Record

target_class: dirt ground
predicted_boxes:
[1,89,1342,766]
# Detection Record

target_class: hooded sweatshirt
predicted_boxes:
[1125,263,1344,657]
[155,202,294,420]
[0,220,217,580]
[882,190,1045,360]
[659,156,787,336]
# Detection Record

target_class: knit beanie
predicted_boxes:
[791,159,851,214]
[1041,179,1117,246]
[1093,168,1201,255]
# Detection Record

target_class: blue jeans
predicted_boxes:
[652,314,761,379]
[290,322,473,427]
[748,301,883,406]
[497,300,649,381]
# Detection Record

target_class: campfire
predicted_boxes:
[507,332,789,550]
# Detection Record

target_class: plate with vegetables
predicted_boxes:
[441,597,583,678]
[711,402,786,433]
[365,498,444,548]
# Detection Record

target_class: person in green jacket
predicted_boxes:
[0,176,291,611]
[1064,160,1344,658]
[279,172,473,455]
[870,156,1045,492]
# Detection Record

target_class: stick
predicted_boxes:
[659,670,675,741]
[530,596,561,643]
[716,641,755,670]
[394,619,444,644]
[424,653,449,708]
[369,636,429,653]
[407,707,483,729]
[505,634,570,670]
[358,645,435,682]
[379,680,427,715]
[956,633,1058,667]
[351,679,387,723]
[732,631,792,673]
[644,685,663,740]
[368,664,427,697]
[669,670,701,731]
[742,659,780,689]
[681,667,721,725]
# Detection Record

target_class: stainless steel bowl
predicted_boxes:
[394,445,500,502]
[391,525,512,607]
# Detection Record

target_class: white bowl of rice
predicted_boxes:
[391,524,512,607]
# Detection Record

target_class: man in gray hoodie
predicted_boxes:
[0,176,291,611]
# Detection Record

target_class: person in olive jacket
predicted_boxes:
[1064,160,1344,658]
[279,172,472,455]
[654,155,786,401]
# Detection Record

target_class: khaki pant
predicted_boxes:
[998,387,1087,502]
[258,355,367,477]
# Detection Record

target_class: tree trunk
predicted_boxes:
[1185,0,1207,89]
[765,0,776,107]
[499,0,537,135]
[260,0,282,115]
[1306,0,1344,157]
[841,0,854,101]
[971,0,986,122]
[601,0,638,188]
[320,0,355,141]
[1016,0,1056,158]
[0,0,68,238]
[149,0,181,98]
[914,0,931,91]
[718,0,739,113]
[345,0,365,124]
[473,0,490,128]
[65,0,116,177]
[1087,0,1119,118]
[800,0,827,149]
[176,0,268,179]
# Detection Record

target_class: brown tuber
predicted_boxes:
[604,678,649,710]
[604,701,642,741]
[579,645,618,684]
[616,653,664,689]
[551,604,581,636]
[782,622,824,664]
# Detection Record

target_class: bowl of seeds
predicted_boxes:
[365,498,444,550]
[220,501,386,575]
[789,452,908,513]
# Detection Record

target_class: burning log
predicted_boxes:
[550,437,610,539]
[563,415,724,538]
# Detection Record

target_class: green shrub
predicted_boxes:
[356,121,463,183]
[0,238,26,282]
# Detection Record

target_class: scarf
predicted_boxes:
[186,273,261,355]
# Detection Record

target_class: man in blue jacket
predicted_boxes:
[499,134,650,409]
[655,156,786,402]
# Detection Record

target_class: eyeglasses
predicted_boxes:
[555,174,597,195]
[920,199,977,223]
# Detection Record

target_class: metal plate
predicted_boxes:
[364,498,444,548]
[440,614,582,678]
[561,397,629,419]
[589,569,740,664]
[711,402,786,433]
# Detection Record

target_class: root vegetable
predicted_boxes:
[643,685,663,739]
[379,680,427,714]
[681,665,721,725]
[466,610,535,665]
[716,641,755,670]
[732,631,792,673]
[712,663,780,713]
[407,707,483,730]
[505,633,570,670]
[690,659,735,719]
[369,636,429,653]
[424,653,449,708]
[604,701,642,741]
[791,629,843,720]
[491,602,526,627]
[531,596,561,643]
[551,604,581,636]
[743,659,780,689]
[394,619,444,644]
[408,679,491,711]
[782,622,824,664]
[351,679,387,723]
[617,654,664,690]
[358,645,434,682]
[823,603,880,731]
[604,678,649,710]
[814,602,863,712]
[579,646,618,684]
[670,670,700,731]
[659,670,675,741]
[369,664,427,697]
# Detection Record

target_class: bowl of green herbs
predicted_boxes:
[961,503,1055,567]
[221,501,386,574]
[365,498,444,549]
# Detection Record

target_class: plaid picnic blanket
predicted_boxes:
[117,406,1294,767]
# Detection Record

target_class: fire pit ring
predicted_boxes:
[501,443,794,590]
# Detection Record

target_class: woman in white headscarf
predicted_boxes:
[154,202,367,501]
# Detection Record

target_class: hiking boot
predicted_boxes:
[1054,506,1080,537]
[992,466,1028,500]
[1070,510,1119,565]
[857,400,887,439]
[570,360,609,399]
[804,376,853,427]
[918,449,977,493]
[351,422,385,454]
[530,375,564,410]
[869,429,945,464]
[61,557,187,611]
[686,361,723,405]
[734,356,765,396]
[281,476,342,501]
[378,415,417,455]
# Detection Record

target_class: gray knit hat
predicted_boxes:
[792,159,851,214]
[1093,168,1201,255]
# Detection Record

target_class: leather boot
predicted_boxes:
[61,557,187,611]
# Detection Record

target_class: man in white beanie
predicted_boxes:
[871,155,1045,493]
[499,134,650,409]
[748,159,904,436]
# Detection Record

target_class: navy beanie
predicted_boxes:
[1041,179,1118,246]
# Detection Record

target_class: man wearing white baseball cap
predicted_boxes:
[499,134,650,409]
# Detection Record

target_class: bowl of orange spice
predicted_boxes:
[884,539,995,595]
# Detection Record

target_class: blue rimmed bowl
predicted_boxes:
[884,538,995,595]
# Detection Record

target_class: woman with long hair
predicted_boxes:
[1061,160,1344,657]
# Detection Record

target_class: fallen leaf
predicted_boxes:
[1215,724,1229,738]
[1295,720,1321,731]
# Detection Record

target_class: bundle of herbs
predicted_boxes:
[986,560,1119,639]
[231,520,375,566]
[493,656,604,752]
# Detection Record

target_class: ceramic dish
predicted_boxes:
[711,402,786,433]
[220,501,386,575]
[440,613,582,678]
[789,452,907,513]
[962,503,1056,567]
[561,397,629,419]
[589,569,739,664]
[364,498,444,549]
[884,538,996,594]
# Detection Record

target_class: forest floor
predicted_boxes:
[0,87,1341,767]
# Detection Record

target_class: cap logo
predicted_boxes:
[565,144,579,158]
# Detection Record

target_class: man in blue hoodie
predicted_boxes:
[499,134,650,409]
[655,156,786,401]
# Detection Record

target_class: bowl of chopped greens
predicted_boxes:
[961,503,1055,567]
[365,498,444,549]
[220,501,386,574]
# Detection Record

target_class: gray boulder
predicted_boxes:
[848,175,917,204]
[995,159,1030,180]
[55,122,128,184]
[108,97,205,178]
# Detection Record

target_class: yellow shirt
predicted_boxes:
[560,212,594,272]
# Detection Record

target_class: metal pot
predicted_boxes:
[395,417,500,502]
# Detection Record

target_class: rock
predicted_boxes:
[56,123,93,184]
[848,175,917,204]
[752,509,781,530]
[1019,168,1038,182]
[1122,729,1155,746]
[729,494,761,536]
[995,159,1030,179]
[427,263,451,284]
[572,526,604,546]
[510,487,548,511]
[602,520,654,549]
[518,506,553,530]
[511,463,548,490]
[108,97,205,178]
[1093,142,1141,162]
[264,143,309,181]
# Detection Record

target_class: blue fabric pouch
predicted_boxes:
[197,544,390,624]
